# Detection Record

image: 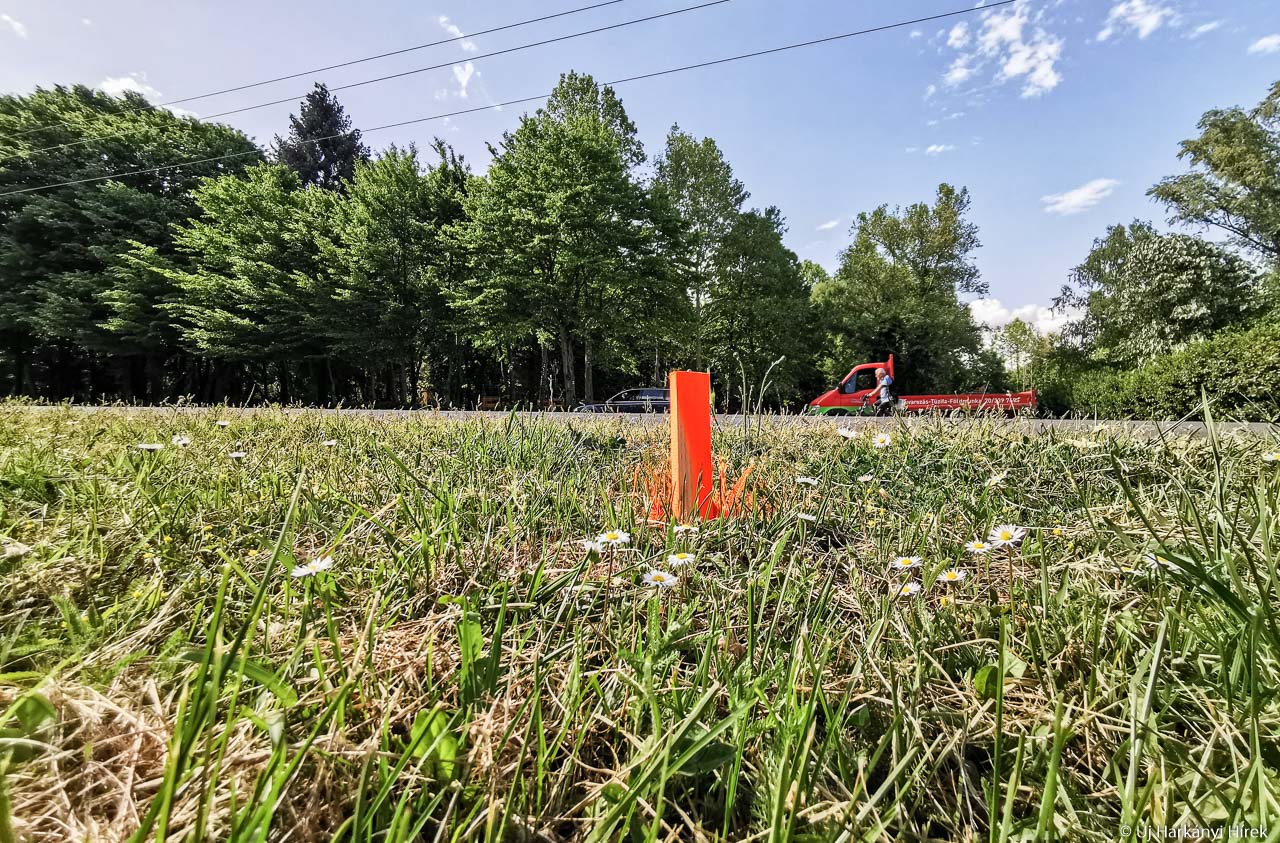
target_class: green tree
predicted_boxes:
[704,207,814,406]
[1150,80,1280,262]
[320,142,471,405]
[651,126,747,367]
[811,184,992,394]
[453,72,672,405]
[273,83,370,192]
[0,85,261,397]
[159,164,338,402]
[1059,227,1258,364]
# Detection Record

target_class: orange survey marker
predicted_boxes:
[669,370,715,521]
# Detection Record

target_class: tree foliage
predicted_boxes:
[273,83,370,192]
[1150,80,1280,262]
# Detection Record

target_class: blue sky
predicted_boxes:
[2,0,1278,330]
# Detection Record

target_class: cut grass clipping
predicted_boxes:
[1,406,1279,841]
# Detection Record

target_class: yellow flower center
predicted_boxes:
[653,574,667,583]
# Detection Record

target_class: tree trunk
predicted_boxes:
[537,343,548,408]
[558,326,577,406]
[583,337,595,403]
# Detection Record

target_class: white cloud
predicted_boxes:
[452,62,476,98]
[909,29,923,39]
[1097,0,1176,42]
[81,17,93,27]
[817,218,841,231]
[1040,178,1120,215]
[100,75,162,100]
[1248,34,1280,55]
[947,21,971,49]
[940,4,1065,98]
[1188,21,1221,39]
[970,299,1076,335]
[923,84,937,100]
[437,15,478,52]
[904,146,919,153]
[1,13,27,38]
[925,144,955,156]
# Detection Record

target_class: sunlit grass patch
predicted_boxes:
[1,406,1279,840]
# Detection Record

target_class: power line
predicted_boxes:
[0,0,734,163]
[1,0,641,141]
[0,1,1015,199]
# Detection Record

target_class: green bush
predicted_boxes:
[1060,321,1280,420]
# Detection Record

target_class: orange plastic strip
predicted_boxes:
[669,370,714,521]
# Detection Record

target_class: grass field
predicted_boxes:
[2,405,1279,842]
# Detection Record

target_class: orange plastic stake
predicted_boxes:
[669,370,714,521]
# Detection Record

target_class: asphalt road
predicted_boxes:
[14,404,1275,437]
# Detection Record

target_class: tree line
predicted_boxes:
[2,74,1278,415]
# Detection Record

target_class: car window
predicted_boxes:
[640,389,668,400]
[611,390,639,403]
[854,370,878,392]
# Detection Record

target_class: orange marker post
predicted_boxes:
[669,370,715,521]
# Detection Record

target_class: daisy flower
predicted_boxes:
[135,443,164,451]
[988,525,1026,546]
[642,570,679,588]
[667,551,696,567]
[228,451,247,460]
[795,476,819,487]
[872,432,892,449]
[938,568,968,584]
[964,540,991,554]
[171,435,191,448]
[857,473,875,483]
[291,556,334,579]
[898,582,922,597]
[797,513,817,523]
[889,556,922,570]
[597,530,630,546]
[1143,552,1177,571]
[985,471,1007,488]
[1264,452,1280,463]
[937,595,955,608]
[579,539,604,553]
[837,427,859,440]
[1052,526,1065,536]
[673,524,700,536]
[2,541,32,559]
[321,439,338,447]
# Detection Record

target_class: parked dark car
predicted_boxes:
[574,388,670,413]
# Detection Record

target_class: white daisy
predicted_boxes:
[667,551,696,567]
[1143,552,1178,571]
[964,540,991,554]
[2,541,32,559]
[291,556,334,579]
[228,451,247,460]
[985,471,1008,488]
[1264,452,1280,463]
[857,473,875,483]
[321,439,338,447]
[889,556,922,570]
[642,570,679,588]
[872,432,892,449]
[938,568,968,584]
[597,530,630,546]
[837,427,859,439]
[795,476,819,487]
[135,443,164,451]
[171,435,191,448]
[797,513,817,522]
[898,582,922,597]
[988,525,1026,546]
[579,539,605,553]
[673,524,700,536]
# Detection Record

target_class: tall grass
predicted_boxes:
[0,405,1278,841]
